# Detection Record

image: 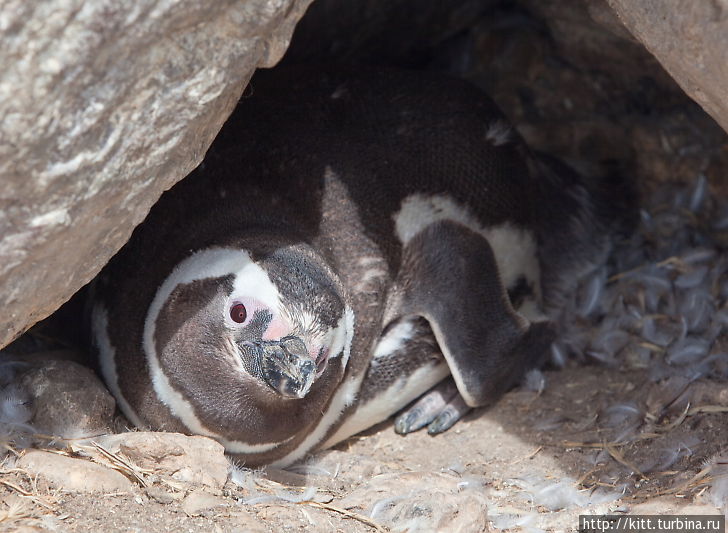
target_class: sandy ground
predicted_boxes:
[1,363,725,532]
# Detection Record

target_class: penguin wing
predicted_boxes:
[395,219,555,407]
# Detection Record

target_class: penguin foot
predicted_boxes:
[394,378,472,435]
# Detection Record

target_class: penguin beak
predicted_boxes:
[252,336,317,399]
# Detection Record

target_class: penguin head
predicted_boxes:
[143,242,354,443]
[219,243,351,399]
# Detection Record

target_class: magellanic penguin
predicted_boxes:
[90,67,631,467]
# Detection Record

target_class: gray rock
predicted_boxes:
[145,485,181,505]
[0,0,313,349]
[92,431,229,489]
[451,0,728,192]
[182,488,228,516]
[606,0,728,134]
[18,449,133,493]
[20,359,116,439]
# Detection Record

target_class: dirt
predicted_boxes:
[0,363,724,532]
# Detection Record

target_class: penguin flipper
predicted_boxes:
[396,220,555,408]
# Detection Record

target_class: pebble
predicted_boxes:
[89,432,229,489]
[144,486,180,505]
[17,450,132,493]
[182,488,228,516]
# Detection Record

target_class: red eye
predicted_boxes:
[230,303,247,323]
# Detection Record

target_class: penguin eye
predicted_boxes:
[230,303,247,323]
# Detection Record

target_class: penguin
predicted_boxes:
[90,66,630,467]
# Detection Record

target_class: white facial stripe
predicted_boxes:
[394,193,540,292]
[144,247,286,454]
[231,260,281,312]
[92,304,146,429]
[270,372,362,468]
[320,306,351,363]
[323,362,450,449]
[372,319,416,359]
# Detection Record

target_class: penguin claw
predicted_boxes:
[394,378,471,435]
[426,394,471,435]
[394,410,426,434]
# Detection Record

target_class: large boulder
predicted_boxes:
[0,0,312,348]
[606,0,728,134]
